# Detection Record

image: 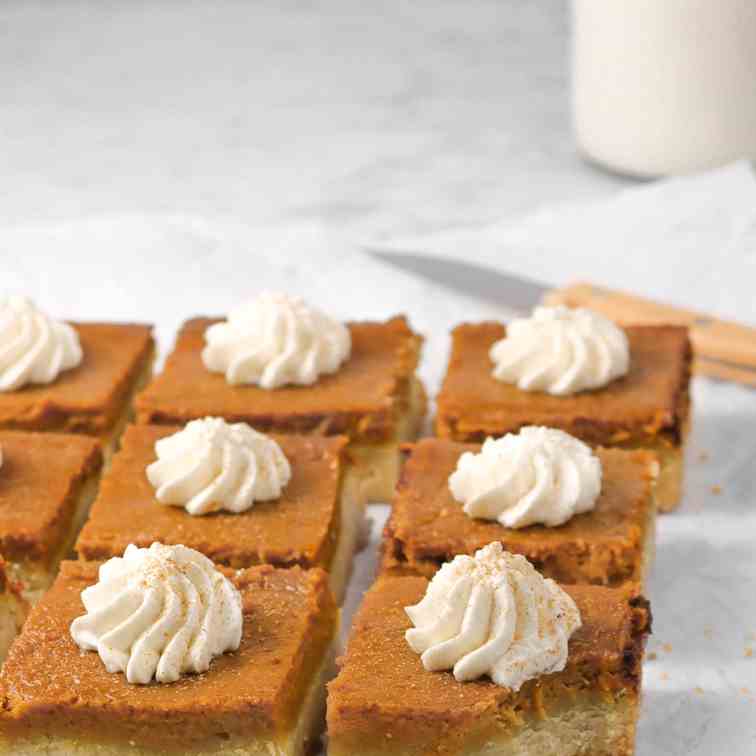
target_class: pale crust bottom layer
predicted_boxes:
[99,351,156,468]
[640,488,657,587]
[5,473,101,605]
[644,409,690,513]
[328,694,639,756]
[0,638,336,756]
[0,592,26,666]
[652,441,684,513]
[349,377,427,504]
[383,488,658,590]
[624,410,688,514]
[1,352,151,605]
[328,471,367,604]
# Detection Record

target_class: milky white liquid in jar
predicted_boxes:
[572,0,756,177]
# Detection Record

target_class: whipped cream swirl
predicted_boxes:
[405,543,581,690]
[489,306,629,395]
[449,427,602,529]
[146,418,291,516]
[202,292,351,389]
[70,543,243,685]
[0,295,83,392]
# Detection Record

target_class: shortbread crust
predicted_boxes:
[436,322,691,511]
[77,425,364,602]
[0,563,338,755]
[0,431,103,604]
[0,323,154,460]
[381,439,657,587]
[327,576,650,756]
[135,316,425,502]
[0,558,26,665]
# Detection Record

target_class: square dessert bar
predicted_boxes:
[0,322,154,461]
[0,561,338,756]
[0,431,103,603]
[436,323,691,511]
[327,576,651,756]
[135,316,426,502]
[76,424,363,602]
[0,558,26,664]
[381,438,657,587]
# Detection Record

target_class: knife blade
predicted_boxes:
[365,249,546,313]
[366,247,756,386]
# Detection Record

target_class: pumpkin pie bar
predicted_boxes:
[0,321,154,462]
[436,322,691,511]
[381,438,657,586]
[0,557,26,665]
[135,315,426,502]
[327,575,651,756]
[76,424,364,602]
[0,431,103,603]
[0,560,338,755]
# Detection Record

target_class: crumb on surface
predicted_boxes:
[660,672,669,681]
[745,647,753,658]
[694,687,704,695]
[647,652,658,661]
[710,485,722,495]
[704,627,714,640]
[662,643,673,653]
[697,451,709,462]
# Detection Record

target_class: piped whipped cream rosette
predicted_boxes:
[146,417,291,516]
[489,305,629,395]
[449,426,602,529]
[202,292,351,389]
[70,543,243,685]
[0,295,83,392]
[404,543,581,691]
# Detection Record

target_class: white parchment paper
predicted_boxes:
[2,166,755,754]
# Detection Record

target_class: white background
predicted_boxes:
[1,2,755,754]
[0,0,628,234]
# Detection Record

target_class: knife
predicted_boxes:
[367,249,756,387]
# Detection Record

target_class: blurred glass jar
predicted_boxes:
[571,0,756,177]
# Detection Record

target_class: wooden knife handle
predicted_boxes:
[544,282,756,387]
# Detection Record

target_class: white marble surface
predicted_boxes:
[0,0,629,238]
[2,227,755,756]
[1,2,755,754]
